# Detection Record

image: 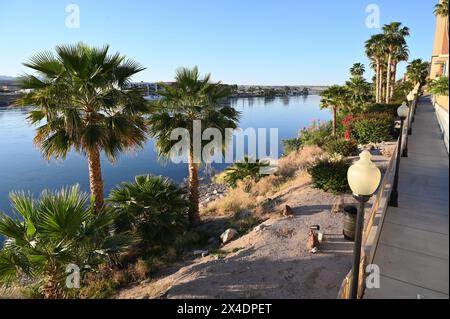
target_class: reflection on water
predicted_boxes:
[0,96,330,213]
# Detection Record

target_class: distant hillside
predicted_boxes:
[0,75,17,81]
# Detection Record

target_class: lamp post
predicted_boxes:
[389,103,409,206]
[399,102,410,157]
[407,92,414,135]
[412,87,419,116]
[347,151,381,299]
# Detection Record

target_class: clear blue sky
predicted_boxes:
[0,0,438,85]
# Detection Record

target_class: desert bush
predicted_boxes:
[230,213,262,235]
[212,171,227,185]
[206,147,324,216]
[282,137,302,155]
[250,174,284,196]
[77,275,122,299]
[129,259,150,281]
[307,158,351,194]
[352,113,394,144]
[206,185,255,215]
[108,175,189,251]
[299,121,332,147]
[277,145,325,177]
[325,139,359,157]
[224,156,270,188]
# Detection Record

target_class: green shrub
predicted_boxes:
[393,80,414,102]
[307,159,351,194]
[429,76,449,96]
[326,139,359,157]
[299,121,332,147]
[352,113,394,144]
[282,138,302,155]
[364,103,400,117]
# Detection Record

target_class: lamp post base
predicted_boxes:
[389,189,399,207]
[350,194,371,299]
[402,147,408,157]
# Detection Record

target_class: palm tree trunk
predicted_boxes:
[390,61,397,100]
[188,145,201,226]
[332,106,337,136]
[87,146,104,211]
[386,53,392,103]
[378,65,384,103]
[42,266,61,299]
[375,60,380,103]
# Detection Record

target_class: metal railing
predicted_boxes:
[337,104,411,299]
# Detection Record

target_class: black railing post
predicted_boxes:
[389,117,405,207]
[350,194,371,299]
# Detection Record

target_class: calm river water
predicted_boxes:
[0,96,330,213]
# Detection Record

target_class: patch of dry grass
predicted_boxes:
[277,145,325,177]
[204,146,323,216]
[205,185,255,215]
[0,285,25,299]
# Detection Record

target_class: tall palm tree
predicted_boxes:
[434,0,449,40]
[320,85,350,136]
[17,43,149,210]
[365,34,386,103]
[148,67,240,225]
[345,76,373,110]
[389,44,409,99]
[406,59,430,87]
[435,0,449,17]
[349,63,366,78]
[393,79,414,101]
[382,22,410,103]
[0,185,134,299]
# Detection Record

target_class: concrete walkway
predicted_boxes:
[365,97,449,299]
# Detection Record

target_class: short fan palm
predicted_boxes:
[108,175,189,250]
[0,186,135,299]
[320,85,350,136]
[429,76,449,96]
[224,156,270,188]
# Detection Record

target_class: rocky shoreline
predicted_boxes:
[198,182,228,206]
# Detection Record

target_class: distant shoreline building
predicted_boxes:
[129,81,162,100]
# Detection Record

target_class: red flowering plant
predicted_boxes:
[342,115,354,140]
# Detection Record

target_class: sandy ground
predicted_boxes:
[116,149,394,299]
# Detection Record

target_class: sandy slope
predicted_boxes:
[116,186,359,299]
[115,150,393,299]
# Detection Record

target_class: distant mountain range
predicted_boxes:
[0,75,18,82]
